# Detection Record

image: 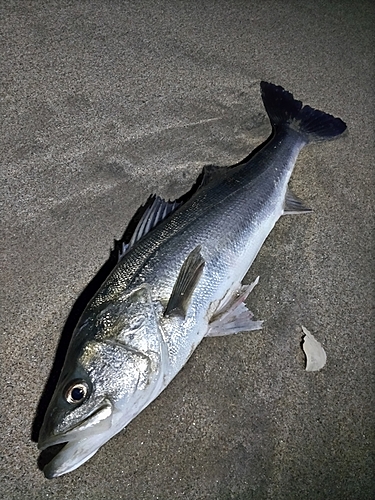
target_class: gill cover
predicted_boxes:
[38,284,169,478]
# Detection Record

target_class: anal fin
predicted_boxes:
[164,246,205,318]
[283,189,312,215]
[207,277,263,337]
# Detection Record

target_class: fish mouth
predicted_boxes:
[38,400,113,478]
[38,399,113,450]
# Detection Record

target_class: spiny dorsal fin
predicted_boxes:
[118,196,182,261]
[164,245,205,318]
[283,189,312,215]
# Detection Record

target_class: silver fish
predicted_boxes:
[38,82,346,478]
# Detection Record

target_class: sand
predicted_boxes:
[1,1,374,498]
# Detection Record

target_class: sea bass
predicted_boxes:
[38,82,346,478]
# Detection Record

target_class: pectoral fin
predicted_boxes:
[164,246,205,318]
[283,189,312,215]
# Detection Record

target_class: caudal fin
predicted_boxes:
[260,81,347,143]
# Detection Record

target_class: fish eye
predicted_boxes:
[64,380,89,404]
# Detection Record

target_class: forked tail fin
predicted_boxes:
[260,81,347,143]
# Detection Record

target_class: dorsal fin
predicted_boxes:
[200,164,226,187]
[118,196,182,261]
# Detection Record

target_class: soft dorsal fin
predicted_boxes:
[118,196,182,260]
[164,245,205,318]
[283,189,312,215]
[200,164,226,186]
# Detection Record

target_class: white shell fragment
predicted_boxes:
[301,325,327,372]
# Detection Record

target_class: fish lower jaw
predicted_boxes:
[39,402,117,478]
[42,441,101,479]
[38,399,113,451]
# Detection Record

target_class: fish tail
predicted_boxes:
[260,81,347,142]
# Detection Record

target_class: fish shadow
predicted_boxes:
[32,135,271,469]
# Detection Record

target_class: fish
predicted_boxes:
[37,82,346,478]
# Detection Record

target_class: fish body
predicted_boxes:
[38,82,346,478]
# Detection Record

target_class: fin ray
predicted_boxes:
[260,81,347,142]
[207,277,263,336]
[283,189,312,215]
[164,246,205,318]
[118,196,181,261]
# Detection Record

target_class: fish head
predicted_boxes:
[38,284,168,478]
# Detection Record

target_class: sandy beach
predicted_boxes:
[1,1,374,498]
